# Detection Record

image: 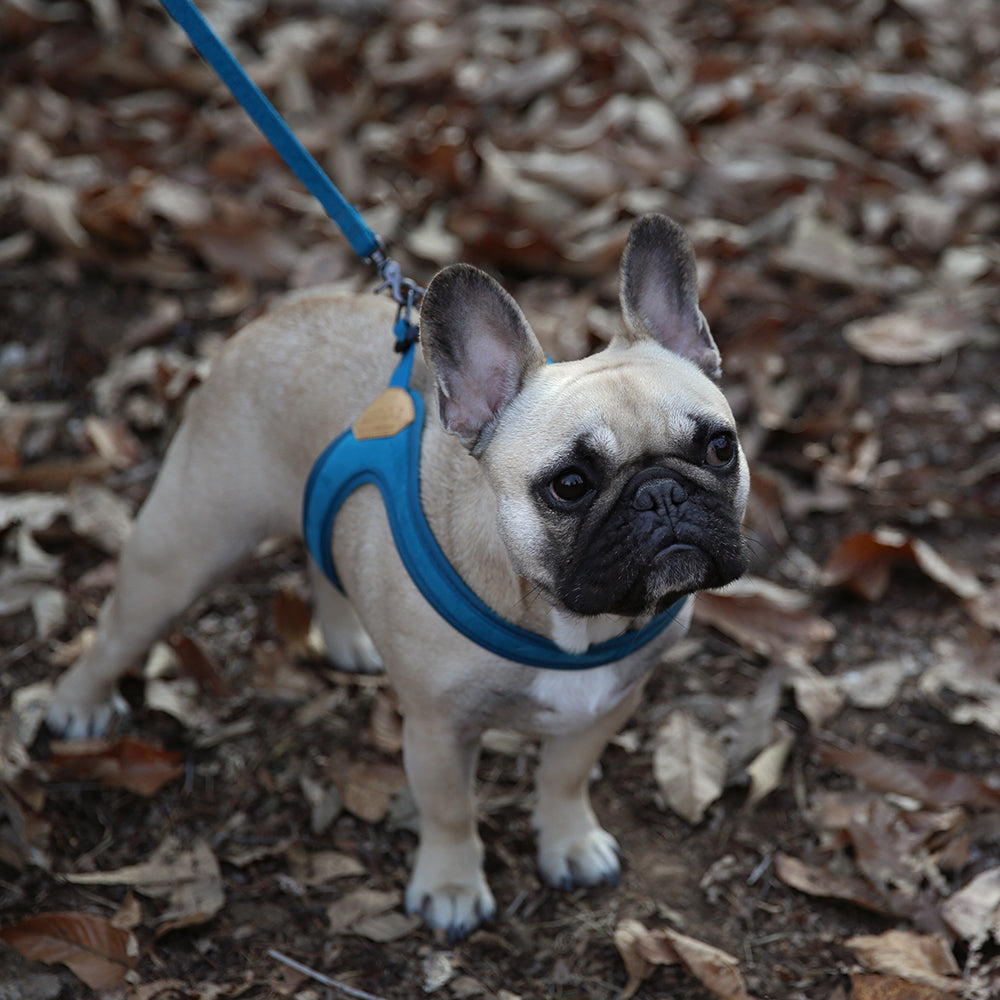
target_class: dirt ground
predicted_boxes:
[2,1,1000,999]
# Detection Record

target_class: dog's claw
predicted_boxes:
[538,827,623,891]
[46,689,130,741]
[405,879,495,941]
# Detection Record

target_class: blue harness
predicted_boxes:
[302,338,687,670]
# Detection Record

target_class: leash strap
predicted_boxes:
[302,346,688,670]
[161,0,382,262]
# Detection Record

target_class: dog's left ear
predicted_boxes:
[420,263,546,453]
[619,214,722,380]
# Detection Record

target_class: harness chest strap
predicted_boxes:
[301,345,687,670]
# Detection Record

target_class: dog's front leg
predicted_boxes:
[402,712,494,940]
[533,684,644,891]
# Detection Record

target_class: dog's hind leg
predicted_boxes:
[47,414,281,739]
[307,560,382,673]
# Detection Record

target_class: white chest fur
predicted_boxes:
[527,664,632,735]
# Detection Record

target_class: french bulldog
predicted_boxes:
[46,214,749,940]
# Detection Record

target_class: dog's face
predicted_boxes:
[420,214,749,622]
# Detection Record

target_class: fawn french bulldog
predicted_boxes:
[46,214,749,939]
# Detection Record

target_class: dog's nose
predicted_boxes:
[633,478,688,512]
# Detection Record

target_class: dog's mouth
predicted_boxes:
[554,536,748,620]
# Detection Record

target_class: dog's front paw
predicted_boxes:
[46,684,129,741]
[405,843,495,941]
[537,826,622,891]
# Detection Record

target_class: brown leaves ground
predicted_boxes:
[2,0,1000,998]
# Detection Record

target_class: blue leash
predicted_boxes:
[161,0,423,337]
[161,0,380,262]
[163,0,687,668]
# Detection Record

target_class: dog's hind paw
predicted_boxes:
[537,826,622,891]
[46,688,130,741]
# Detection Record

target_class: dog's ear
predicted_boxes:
[420,263,545,452]
[619,214,722,379]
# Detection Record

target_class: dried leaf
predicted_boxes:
[326,887,418,940]
[839,658,918,710]
[664,927,758,1000]
[169,634,230,698]
[694,577,835,664]
[845,300,986,365]
[941,867,1000,942]
[65,835,224,933]
[289,849,363,887]
[45,738,183,797]
[745,723,795,809]
[0,912,137,991]
[338,761,408,823]
[613,918,681,998]
[612,919,758,1000]
[819,744,1000,810]
[774,852,889,914]
[652,711,726,825]
[823,528,982,602]
[846,930,961,993]
[850,973,956,1000]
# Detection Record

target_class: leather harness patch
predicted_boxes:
[353,387,416,440]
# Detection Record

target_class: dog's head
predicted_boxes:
[419,214,749,623]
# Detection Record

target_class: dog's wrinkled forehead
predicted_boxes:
[490,341,734,476]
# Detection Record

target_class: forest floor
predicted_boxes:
[2,1,999,998]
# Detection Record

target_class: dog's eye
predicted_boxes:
[549,468,591,505]
[705,432,737,469]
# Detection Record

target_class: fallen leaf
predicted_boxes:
[169,634,230,698]
[819,744,1000,810]
[612,918,758,1000]
[289,849,364,887]
[846,930,962,992]
[774,852,889,914]
[65,835,224,933]
[665,926,759,1000]
[0,912,137,991]
[844,296,987,365]
[839,658,919,710]
[326,887,418,940]
[45,738,183,797]
[652,711,726,825]
[338,760,408,824]
[694,577,835,664]
[850,972,957,1000]
[613,918,680,998]
[941,867,1000,942]
[822,528,981,603]
[745,723,795,809]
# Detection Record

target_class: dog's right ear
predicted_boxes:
[420,264,545,454]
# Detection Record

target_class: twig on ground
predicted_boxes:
[268,949,388,1000]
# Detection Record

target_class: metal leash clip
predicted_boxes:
[371,249,424,352]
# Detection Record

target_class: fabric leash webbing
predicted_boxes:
[161,0,382,263]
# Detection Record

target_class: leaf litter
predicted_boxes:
[2,0,1000,997]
